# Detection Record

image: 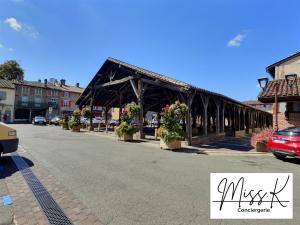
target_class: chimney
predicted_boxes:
[44,79,47,87]
[76,83,79,87]
[38,79,41,83]
[60,79,66,87]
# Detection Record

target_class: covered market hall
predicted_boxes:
[76,57,272,146]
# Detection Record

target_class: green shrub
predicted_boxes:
[159,101,187,143]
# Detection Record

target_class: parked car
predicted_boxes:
[0,122,18,156]
[109,119,119,126]
[32,116,47,125]
[50,116,61,126]
[93,117,105,125]
[267,127,300,159]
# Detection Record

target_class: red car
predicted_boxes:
[268,127,300,159]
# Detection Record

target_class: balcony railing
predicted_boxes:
[16,101,58,109]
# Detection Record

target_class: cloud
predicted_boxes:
[4,17,22,31]
[23,24,39,38]
[4,17,39,38]
[8,48,14,52]
[0,43,3,48]
[227,33,246,47]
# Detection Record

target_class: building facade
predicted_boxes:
[0,79,15,123]
[259,50,300,129]
[243,100,273,113]
[14,79,84,122]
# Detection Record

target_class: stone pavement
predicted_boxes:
[2,145,104,225]
[0,177,13,225]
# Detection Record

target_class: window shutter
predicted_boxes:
[69,100,71,107]
[61,100,64,107]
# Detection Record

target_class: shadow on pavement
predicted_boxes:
[0,155,34,179]
[281,158,300,165]
[172,148,207,154]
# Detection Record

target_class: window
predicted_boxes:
[51,98,57,103]
[0,91,6,101]
[21,96,29,106]
[35,88,42,95]
[63,100,70,107]
[64,92,69,98]
[22,86,30,95]
[34,97,42,107]
[51,90,58,96]
[292,102,300,112]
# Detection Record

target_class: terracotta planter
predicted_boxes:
[119,133,133,141]
[72,125,81,132]
[160,139,181,150]
[255,142,268,152]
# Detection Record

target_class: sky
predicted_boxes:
[0,0,300,101]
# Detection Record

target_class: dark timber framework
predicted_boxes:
[76,57,272,145]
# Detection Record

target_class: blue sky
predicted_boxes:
[0,0,299,101]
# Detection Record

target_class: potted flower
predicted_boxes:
[81,107,93,130]
[69,109,82,132]
[60,114,69,130]
[116,102,140,141]
[159,101,187,150]
[250,128,273,152]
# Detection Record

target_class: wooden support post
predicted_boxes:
[185,93,194,146]
[105,107,109,133]
[200,95,209,137]
[232,106,236,137]
[216,104,220,134]
[89,90,94,131]
[137,79,144,139]
[221,104,225,133]
[118,93,123,123]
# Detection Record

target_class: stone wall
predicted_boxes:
[275,112,300,130]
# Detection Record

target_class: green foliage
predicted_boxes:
[60,115,69,129]
[159,101,188,143]
[81,107,93,118]
[0,60,24,81]
[71,108,81,126]
[125,102,140,118]
[116,121,137,137]
[116,102,140,137]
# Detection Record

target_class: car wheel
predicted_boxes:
[273,152,286,160]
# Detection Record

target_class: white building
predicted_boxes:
[0,79,15,123]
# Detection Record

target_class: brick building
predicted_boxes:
[258,50,300,130]
[14,79,84,122]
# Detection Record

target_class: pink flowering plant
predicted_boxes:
[250,128,273,147]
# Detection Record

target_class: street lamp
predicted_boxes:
[257,77,279,131]
[257,77,269,90]
[285,74,297,87]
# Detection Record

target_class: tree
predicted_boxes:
[0,60,24,81]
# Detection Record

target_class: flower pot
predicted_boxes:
[160,139,181,150]
[72,125,81,132]
[255,142,268,152]
[119,133,133,141]
[62,124,68,130]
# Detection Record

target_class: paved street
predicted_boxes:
[1,124,300,225]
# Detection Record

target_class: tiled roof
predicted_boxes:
[78,57,272,113]
[107,57,190,89]
[61,85,84,94]
[243,100,264,105]
[258,78,300,102]
[0,79,15,89]
[13,80,84,93]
